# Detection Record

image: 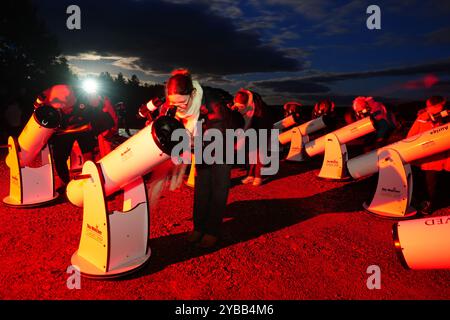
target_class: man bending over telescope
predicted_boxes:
[407,96,450,215]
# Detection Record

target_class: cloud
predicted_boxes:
[426,26,450,45]
[164,0,244,18]
[65,53,122,61]
[254,79,331,94]
[402,74,439,90]
[251,59,450,97]
[429,80,450,93]
[36,0,301,76]
[270,30,299,46]
[265,0,330,20]
[289,59,450,84]
[111,57,158,76]
[236,13,283,33]
[255,92,398,106]
[263,0,366,36]
[67,64,100,78]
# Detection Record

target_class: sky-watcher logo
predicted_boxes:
[430,125,448,135]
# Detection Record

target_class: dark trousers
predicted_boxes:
[247,151,263,178]
[413,167,449,209]
[424,170,439,204]
[193,164,231,236]
[50,132,97,184]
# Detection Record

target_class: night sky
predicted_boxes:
[34,0,450,105]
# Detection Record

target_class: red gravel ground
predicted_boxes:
[1,151,449,300]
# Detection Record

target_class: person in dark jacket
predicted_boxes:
[163,69,243,248]
[43,85,114,190]
[231,89,273,186]
[352,96,397,152]
[407,96,450,215]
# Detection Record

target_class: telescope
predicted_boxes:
[66,115,185,278]
[303,117,376,180]
[273,112,302,130]
[393,215,450,270]
[139,97,164,122]
[429,109,449,123]
[277,116,328,161]
[347,123,450,218]
[3,105,62,207]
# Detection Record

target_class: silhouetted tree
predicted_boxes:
[0,0,75,138]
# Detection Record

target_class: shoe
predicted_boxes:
[186,231,203,243]
[419,201,434,215]
[252,177,263,186]
[55,184,67,196]
[197,234,218,248]
[241,176,254,184]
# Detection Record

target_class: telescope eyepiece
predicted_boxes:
[430,109,449,123]
[166,105,178,118]
[356,108,369,119]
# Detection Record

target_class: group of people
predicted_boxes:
[29,69,449,249]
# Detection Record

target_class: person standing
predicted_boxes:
[231,89,272,187]
[163,69,243,248]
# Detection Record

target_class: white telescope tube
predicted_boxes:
[393,216,450,269]
[273,112,302,130]
[67,116,184,207]
[7,106,61,167]
[348,123,450,179]
[279,116,327,145]
[304,117,375,157]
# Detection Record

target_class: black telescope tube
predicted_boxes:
[290,111,302,125]
[151,115,185,155]
[33,105,62,129]
[321,114,336,127]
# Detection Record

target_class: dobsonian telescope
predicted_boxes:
[347,123,450,219]
[3,85,76,207]
[66,114,185,278]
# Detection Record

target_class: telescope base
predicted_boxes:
[185,181,194,188]
[363,149,417,220]
[363,202,417,220]
[316,175,351,182]
[285,157,308,163]
[186,157,196,188]
[2,192,60,208]
[71,246,151,279]
[317,134,349,180]
[285,128,309,162]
